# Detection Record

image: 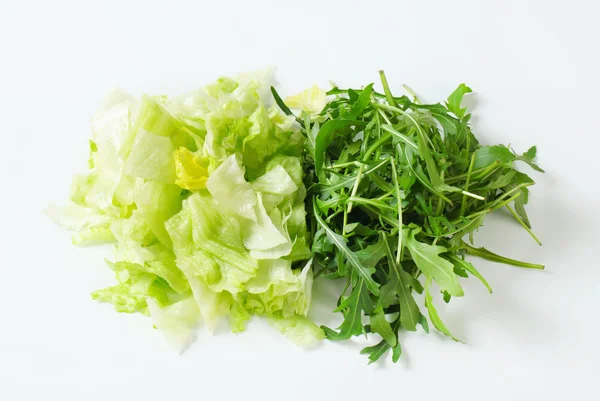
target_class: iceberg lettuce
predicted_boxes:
[48,70,322,351]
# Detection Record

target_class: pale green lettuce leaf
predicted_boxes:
[134,180,182,246]
[244,193,289,256]
[206,154,257,221]
[91,260,171,314]
[284,85,327,116]
[229,300,251,333]
[110,210,155,248]
[166,193,258,295]
[45,202,114,231]
[268,315,325,348]
[244,259,313,317]
[245,259,298,294]
[113,242,189,294]
[71,226,115,246]
[251,164,298,196]
[147,295,200,353]
[135,96,181,137]
[187,276,232,332]
[124,129,176,184]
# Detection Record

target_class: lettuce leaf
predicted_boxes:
[147,296,200,353]
[49,70,317,352]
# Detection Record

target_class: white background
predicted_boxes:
[1,0,598,400]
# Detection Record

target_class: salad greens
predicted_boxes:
[48,70,322,352]
[273,71,543,363]
[48,68,543,363]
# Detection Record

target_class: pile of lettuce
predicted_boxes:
[48,70,324,351]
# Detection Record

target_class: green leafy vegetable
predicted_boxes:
[48,70,318,352]
[274,71,543,363]
[424,277,462,342]
[404,228,463,297]
[446,83,473,119]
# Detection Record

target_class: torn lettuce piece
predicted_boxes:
[173,148,209,190]
[251,164,298,196]
[166,192,258,295]
[134,180,182,246]
[124,129,177,184]
[206,154,257,221]
[244,259,313,317]
[268,315,325,348]
[91,260,172,314]
[147,296,200,353]
[284,85,327,117]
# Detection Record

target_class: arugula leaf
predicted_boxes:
[380,235,420,331]
[404,229,464,297]
[419,315,430,333]
[324,279,372,340]
[446,83,473,119]
[424,277,462,342]
[447,254,493,293]
[516,145,545,172]
[355,236,387,270]
[473,145,516,169]
[314,119,366,178]
[270,86,296,119]
[348,84,374,119]
[360,340,391,365]
[391,340,402,363]
[514,194,531,228]
[313,201,380,295]
[370,305,397,346]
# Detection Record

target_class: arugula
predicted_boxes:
[273,72,544,363]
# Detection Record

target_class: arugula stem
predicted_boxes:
[363,133,392,160]
[435,215,485,238]
[487,193,520,213]
[325,210,343,224]
[378,109,393,125]
[436,171,446,216]
[348,197,396,211]
[347,163,365,214]
[463,243,544,269]
[376,103,433,149]
[390,157,403,264]
[318,158,389,192]
[490,184,531,208]
[329,161,363,169]
[361,204,399,228]
[462,208,491,222]
[342,208,348,236]
[478,166,502,182]
[402,84,421,104]
[506,204,542,245]
[379,70,399,108]
[376,190,396,201]
[460,153,477,217]
[445,161,501,184]
[381,124,418,150]
[461,190,485,201]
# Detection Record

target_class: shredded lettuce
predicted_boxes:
[48,70,323,351]
[284,85,327,117]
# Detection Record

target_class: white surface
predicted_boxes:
[0,0,598,400]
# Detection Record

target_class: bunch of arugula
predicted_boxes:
[272,71,544,363]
